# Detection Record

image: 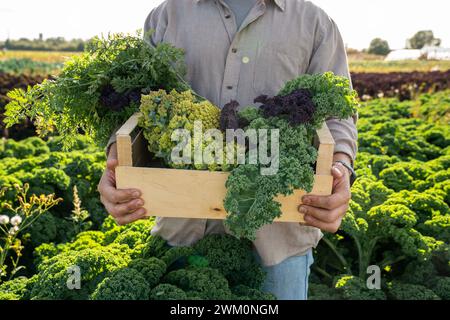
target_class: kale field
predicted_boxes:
[0,50,449,300]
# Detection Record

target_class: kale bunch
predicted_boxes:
[139,89,222,170]
[4,32,189,149]
[98,84,142,113]
[223,72,359,240]
[224,116,318,239]
[279,72,358,128]
[255,88,316,125]
[220,100,241,131]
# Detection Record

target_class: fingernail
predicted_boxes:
[133,191,140,198]
[135,200,144,207]
[302,197,310,205]
[333,166,343,175]
[299,206,307,214]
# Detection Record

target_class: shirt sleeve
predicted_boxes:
[306,17,358,163]
[143,2,169,47]
[105,3,169,156]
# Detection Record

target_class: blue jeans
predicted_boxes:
[259,249,314,300]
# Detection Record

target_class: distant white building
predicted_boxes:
[385,46,450,61]
[385,49,422,61]
[423,46,450,60]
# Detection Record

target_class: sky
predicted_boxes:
[0,0,449,50]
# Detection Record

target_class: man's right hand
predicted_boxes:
[98,143,147,225]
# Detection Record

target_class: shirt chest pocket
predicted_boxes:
[252,43,309,96]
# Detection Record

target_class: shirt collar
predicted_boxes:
[195,0,286,11]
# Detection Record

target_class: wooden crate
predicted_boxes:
[115,113,335,223]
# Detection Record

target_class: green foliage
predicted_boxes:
[388,282,441,300]
[308,283,342,300]
[163,267,232,300]
[90,269,150,300]
[334,275,386,300]
[232,285,276,300]
[400,260,438,287]
[407,30,441,49]
[193,234,266,288]
[4,32,189,148]
[0,58,62,75]
[432,277,450,300]
[30,247,130,300]
[160,246,195,268]
[367,38,391,56]
[0,137,49,158]
[0,184,62,282]
[224,72,359,239]
[150,283,188,300]
[1,37,85,51]
[0,277,31,300]
[128,258,166,288]
[279,72,359,129]
[414,91,450,125]
[0,135,107,274]
[311,91,450,300]
[141,234,170,259]
[223,118,317,240]
[24,229,270,300]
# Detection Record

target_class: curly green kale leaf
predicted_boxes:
[90,269,150,300]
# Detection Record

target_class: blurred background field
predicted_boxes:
[0,50,78,63]
[349,59,450,73]
[2,49,450,74]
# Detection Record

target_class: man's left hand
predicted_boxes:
[298,160,352,233]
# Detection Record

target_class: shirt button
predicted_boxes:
[242,56,250,64]
[226,86,233,90]
[231,48,237,53]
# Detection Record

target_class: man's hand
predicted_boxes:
[98,143,147,225]
[298,153,352,233]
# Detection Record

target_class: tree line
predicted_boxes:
[0,35,86,52]
[0,30,443,55]
[367,30,442,56]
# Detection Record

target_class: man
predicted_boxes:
[98,0,358,300]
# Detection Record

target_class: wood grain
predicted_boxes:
[116,167,333,223]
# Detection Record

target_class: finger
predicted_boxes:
[106,158,119,172]
[108,199,146,218]
[298,203,348,223]
[115,208,148,226]
[303,214,342,233]
[99,181,142,204]
[302,191,349,210]
[331,162,346,180]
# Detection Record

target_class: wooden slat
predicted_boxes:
[116,113,140,167]
[116,167,333,223]
[316,122,335,145]
[116,113,140,136]
[315,123,335,175]
[116,135,132,167]
[275,175,333,222]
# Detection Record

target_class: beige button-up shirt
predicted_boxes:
[108,0,358,266]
